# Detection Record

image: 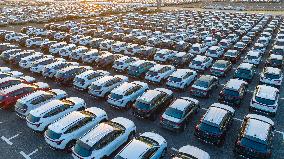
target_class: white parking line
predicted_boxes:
[1,133,20,146]
[233,118,243,122]
[275,131,284,140]
[200,107,208,111]
[20,149,38,159]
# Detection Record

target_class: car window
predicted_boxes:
[142,147,158,159]
[44,107,61,118]
[31,96,46,105]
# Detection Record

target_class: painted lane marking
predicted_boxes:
[233,118,243,122]
[275,131,284,140]
[1,133,20,146]
[20,149,38,159]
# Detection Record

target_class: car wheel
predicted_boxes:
[65,140,76,153]
[161,148,167,158]
[149,113,156,121]
[182,123,187,132]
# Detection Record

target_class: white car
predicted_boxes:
[42,62,79,78]
[243,50,261,65]
[73,70,110,91]
[0,67,12,73]
[72,117,136,159]
[81,49,101,64]
[69,46,88,60]
[15,89,67,118]
[257,36,270,47]
[45,107,108,150]
[58,44,77,57]
[26,97,86,132]
[189,43,208,55]
[204,37,218,47]
[260,67,283,88]
[30,57,65,73]
[19,53,45,69]
[111,41,127,54]
[0,71,23,78]
[172,145,210,159]
[205,46,224,58]
[26,37,49,48]
[107,81,149,109]
[88,75,128,98]
[154,49,176,63]
[145,64,175,83]
[166,69,197,90]
[79,36,93,46]
[115,132,167,159]
[189,55,213,72]
[49,42,67,55]
[112,56,137,73]
[250,85,279,116]
[99,39,114,51]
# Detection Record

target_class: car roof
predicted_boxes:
[238,63,254,69]
[247,50,260,56]
[204,107,228,125]
[0,83,30,94]
[92,76,114,86]
[199,75,216,82]
[149,64,172,72]
[245,118,272,141]
[194,55,207,61]
[31,99,63,116]
[169,98,194,111]
[264,67,281,74]
[225,79,246,90]
[170,69,195,78]
[138,90,162,103]
[179,145,210,159]
[270,54,283,60]
[112,82,136,95]
[117,138,151,158]
[19,90,49,102]
[255,85,278,100]
[49,111,86,133]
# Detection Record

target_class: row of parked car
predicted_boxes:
[0,60,276,159]
[0,1,151,26]
[0,8,283,158]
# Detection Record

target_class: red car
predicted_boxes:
[0,82,50,109]
[0,76,35,90]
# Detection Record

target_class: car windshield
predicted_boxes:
[75,78,85,84]
[46,129,62,140]
[270,59,282,65]
[272,49,284,54]
[224,88,239,96]
[90,85,101,90]
[195,80,208,88]
[74,141,92,157]
[247,55,257,60]
[169,77,182,82]
[226,51,236,56]
[165,107,184,119]
[265,73,280,79]
[192,60,202,65]
[135,101,151,110]
[147,71,158,76]
[192,47,199,51]
[199,122,221,134]
[240,137,268,152]
[255,96,275,105]
[237,69,251,75]
[27,114,40,123]
[174,153,198,159]
[213,63,226,68]
[110,93,123,100]
[128,66,138,71]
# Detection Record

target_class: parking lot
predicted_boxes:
[0,2,284,159]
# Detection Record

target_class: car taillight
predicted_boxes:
[195,125,200,131]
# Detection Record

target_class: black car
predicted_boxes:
[40,41,57,54]
[94,53,121,69]
[234,63,255,82]
[219,79,247,106]
[160,97,199,132]
[171,52,193,68]
[265,54,283,68]
[195,103,235,146]
[234,114,274,159]
[136,46,156,60]
[190,75,219,98]
[223,49,241,64]
[54,66,91,85]
[132,88,173,121]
